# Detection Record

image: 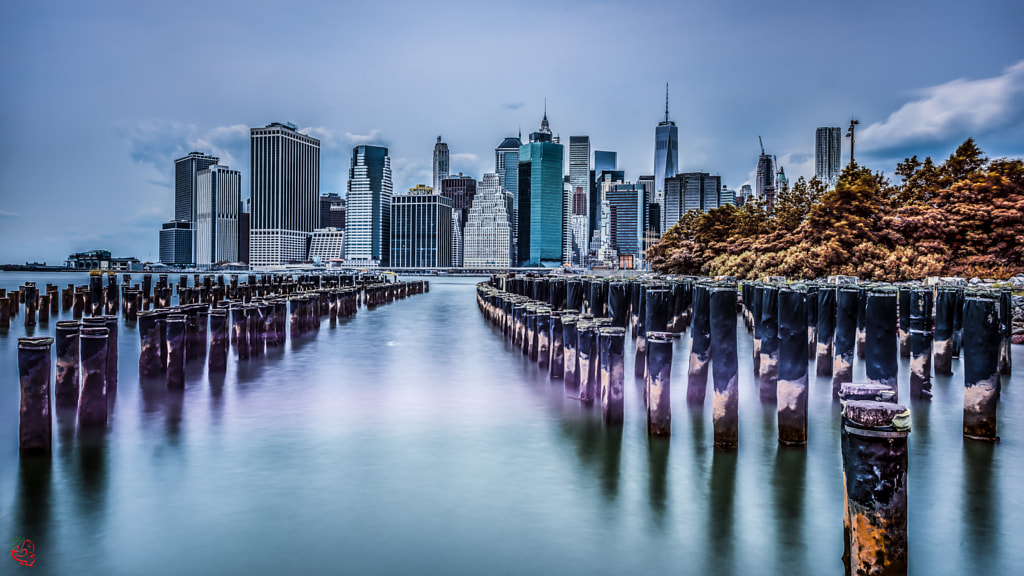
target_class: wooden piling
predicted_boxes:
[599,326,626,426]
[18,337,54,455]
[645,331,673,435]
[710,285,739,449]
[962,293,1001,441]
[78,327,108,428]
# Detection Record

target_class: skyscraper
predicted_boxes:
[518,111,564,267]
[319,193,344,228]
[654,85,678,204]
[390,192,452,268]
[172,151,219,264]
[464,173,514,268]
[433,137,449,199]
[195,165,240,268]
[495,136,522,258]
[159,220,192,266]
[175,151,219,222]
[249,122,320,267]
[815,127,842,186]
[593,150,617,173]
[606,182,644,268]
[346,145,393,266]
[662,172,722,230]
[755,149,776,205]
[568,136,590,266]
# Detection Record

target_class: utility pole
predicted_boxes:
[846,119,859,165]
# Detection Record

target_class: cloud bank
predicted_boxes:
[860,60,1024,155]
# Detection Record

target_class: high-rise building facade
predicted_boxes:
[441,173,477,218]
[593,150,616,173]
[568,136,590,267]
[518,114,564,267]
[308,228,345,264]
[662,172,722,230]
[755,152,776,202]
[249,122,320,267]
[195,165,240,268]
[172,151,219,264]
[654,87,678,204]
[606,183,644,268]
[319,193,344,228]
[465,173,514,268]
[159,220,193,265]
[496,136,522,256]
[815,127,843,187]
[433,137,449,199]
[390,192,452,268]
[346,145,393,266]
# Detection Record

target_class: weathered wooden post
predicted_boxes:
[536,307,552,370]
[962,292,1001,441]
[841,400,910,575]
[73,289,86,319]
[777,286,808,445]
[89,273,104,316]
[78,327,109,428]
[208,309,228,373]
[646,331,673,435]
[752,284,763,377]
[525,305,538,360]
[166,314,187,390]
[833,286,859,397]
[38,294,50,324]
[856,286,867,360]
[48,286,59,315]
[608,282,628,328]
[234,305,250,360]
[998,288,1012,376]
[562,313,580,394]
[688,283,711,405]
[630,281,641,337]
[710,285,739,448]
[55,321,81,408]
[23,284,37,326]
[759,284,779,402]
[137,311,163,377]
[897,286,911,358]
[934,287,955,375]
[638,287,670,378]
[0,296,8,329]
[952,287,964,358]
[63,283,74,311]
[806,284,818,360]
[549,311,565,379]
[910,288,933,399]
[105,274,118,315]
[599,326,627,426]
[816,285,836,377]
[18,337,54,455]
[865,288,899,401]
[83,316,118,394]
[634,285,647,376]
[577,320,598,403]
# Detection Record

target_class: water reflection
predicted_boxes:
[772,445,807,571]
[709,449,738,576]
[14,455,52,554]
[209,372,225,428]
[165,389,184,444]
[647,436,670,529]
[963,441,998,574]
[558,412,622,504]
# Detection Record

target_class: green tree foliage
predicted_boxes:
[650,139,1023,280]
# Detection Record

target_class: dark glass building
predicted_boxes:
[390,193,453,268]
[518,113,564,267]
[159,220,193,266]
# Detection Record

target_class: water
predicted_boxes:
[1,272,1021,575]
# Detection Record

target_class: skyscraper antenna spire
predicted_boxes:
[665,83,670,123]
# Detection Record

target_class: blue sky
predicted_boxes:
[1,0,1022,263]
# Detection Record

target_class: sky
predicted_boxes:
[1,0,1022,264]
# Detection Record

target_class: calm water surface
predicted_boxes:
[1,272,1021,575]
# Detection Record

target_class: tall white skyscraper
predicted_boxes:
[346,145,393,266]
[195,165,240,268]
[464,173,514,268]
[815,127,843,187]
[433,137,449,198]
[249,122,320,268]
[654,84,678,202]
[495,136,521,256]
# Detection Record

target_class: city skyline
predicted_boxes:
[2,1,1023,263]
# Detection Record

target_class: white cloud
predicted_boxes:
[860,60,1024,153]
[0,210,20,217]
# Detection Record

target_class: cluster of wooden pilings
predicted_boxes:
[477,273,1014,576]
[12,272,428,457]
